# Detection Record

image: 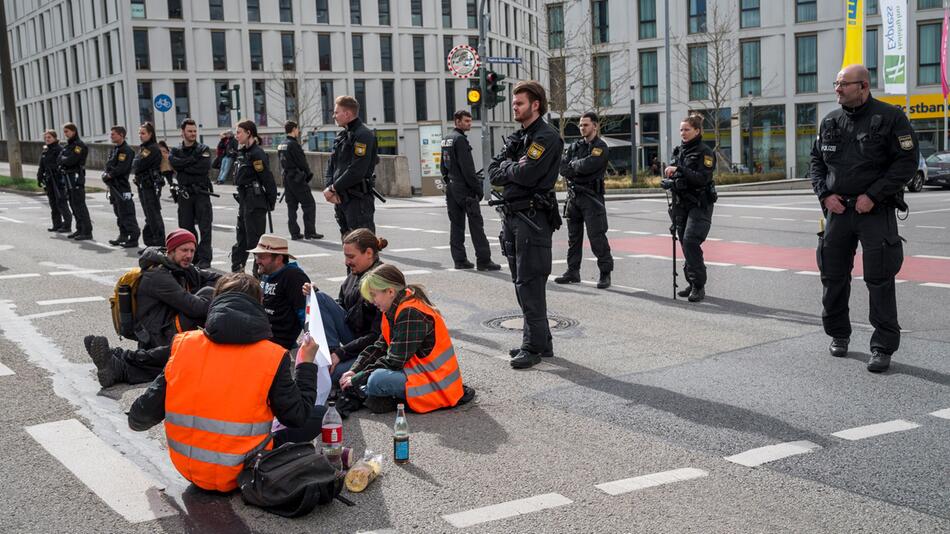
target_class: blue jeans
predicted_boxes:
[364,369,407,399]
[217,156,233,183]
[316,291,353,349]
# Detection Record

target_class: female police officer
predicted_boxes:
[230,120,278,273]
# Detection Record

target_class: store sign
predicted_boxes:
[881,0,908,95]
[879,94,949,120]
[376,129,398,149]
[419,124,444,177]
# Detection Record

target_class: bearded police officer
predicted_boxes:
[278,121,323,240]
[810,65,917,373]
[441,110,500,271]
[58,122,93,241]
[323,95,378,236]
[555,112,613,289]
[102,126,141,248]
[488,81,563,370]
[38,129,71,233]
[169,119,214,269]
[231,120,278,273]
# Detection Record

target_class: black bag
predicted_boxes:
[237,440,343,518]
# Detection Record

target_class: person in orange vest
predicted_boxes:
[127,272,320,493]
[339,264,475,414]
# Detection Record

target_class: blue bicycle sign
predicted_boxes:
[153,94,173,113]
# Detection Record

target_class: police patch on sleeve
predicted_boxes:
[591,147,604,157]
[141,148,150,157]
[527,142,545,160]
[899,135,915,151]
[354,142,367,157]
[703,155,714,168]
[118,153,127,162]
[73,146,82,154]
[253,159,265,172]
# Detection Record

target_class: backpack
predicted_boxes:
[110,268,144,339]
[238,441,344,518]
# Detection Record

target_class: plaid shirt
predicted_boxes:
[351,292,435,384]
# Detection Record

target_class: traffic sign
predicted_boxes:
[486,56,522,65]
[153,94,173,113]
[447,45,481,79]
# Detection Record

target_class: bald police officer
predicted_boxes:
[324,95,378,236]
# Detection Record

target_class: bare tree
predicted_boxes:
[263,48,325,131]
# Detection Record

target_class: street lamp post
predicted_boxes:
[630,84,637,185]
[746,92,754,175]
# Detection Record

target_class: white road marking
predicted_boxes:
[742,266,786,272]
[910,207,950,215]
[772,217,796,221]
[795,270,821,276]
[423,229,448,234]
[441,493,573,528]
[0,361,13,376]
[913,254,950,260]
[831,419,921,441]
[712,214,733,217]
[0,273,42,280]
[89,241,118,250]
[920,282,950,289]
[731,240,757,244]
[402,269,432,276]
[706,237,723,241]
[916,225,946,229]
[48,268,128,276]
[26,419,177,523]
[0,215,24,223]
[724,441,821,467]
[432,245,451,249]
[326,275,347,282]
[22,309,74,320]
[552,259,568,264]
[739,216,764,220]
[18,206,41,210]
[213,223,236,230]
[594,468,708,495]
[294,253,331,258]
[623,230,652,235]
[579,280,644,292]
[705,261,735,267]
[390,247,425,253]
[929,408,950,419]
[36,296,106,306]
[0,244,13,251]
[163,217,176,222]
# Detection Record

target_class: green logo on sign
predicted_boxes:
[884,56,905,84]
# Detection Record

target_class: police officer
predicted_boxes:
[38,129,71,233]
[57,122,93,241]
[488,81,563,370]
[555,112,613,289]
[323,95,378,236]
[169,119,214,268]
[278,121,323,240]
[102,126,140,248]
[441,109,501,271]
[132,123,165,247]
[231,120,278,273]
[810,65,917,373]
[661,114,717,303]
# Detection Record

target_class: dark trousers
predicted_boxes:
[285,180,317,236]
[565,192,613,274]
[65,173,92,235]
[113,344,170,385]
[138,182,165,247]
[818,206,903,354]
[670,202,713,288]
[232,204,267,271]
[107,181,140,240]
[446,187,492,265]
[45,177,71,229]
[500,210,554,355]
[178,193,213,266]
[334,193,375,236]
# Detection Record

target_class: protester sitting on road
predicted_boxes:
[251,234,311,350]
[128,273,319,493]
[339,264,475,414]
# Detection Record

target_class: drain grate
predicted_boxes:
[483,314,578,331]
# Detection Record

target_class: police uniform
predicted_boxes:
[57,135,93,240]
[557,136,613,286]
[326,118,378,235]
[231,143,277,272]
[132,140,165,247]
[169,142,214,267]
[487,117,563,368]
[103,141,140,247]
[38,141,71,232]
[809,95,917,369]
[440,127,496,269]
[665,136,717,301]
[278,135,320,239]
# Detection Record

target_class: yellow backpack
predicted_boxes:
[110,268,144,339]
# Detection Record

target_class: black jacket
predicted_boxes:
[261,262,310,349]
[335,260,383,361]
[57,136,88,173]
[488,117,563,201]
[104,142,135,188]
[278,136,313,185]
[561,136,609,192]
[168,142,213,188]
[440,128,481,198]
[234,143,278,210]
[38,142,62,186]
[128,291,319,432]
[132,139,163,178]
[810,95,918,203]
[668,136,717,207]
[326,118,379,198]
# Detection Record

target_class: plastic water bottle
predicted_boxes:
[393,403,409,464]
[321,401,343,470]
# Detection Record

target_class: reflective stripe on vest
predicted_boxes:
[167,434,270,467]
[165,412,273,437]
[407,367,461,398]
[403,345,455,377]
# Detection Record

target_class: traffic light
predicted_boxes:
[486,70,507,109]
[217,88,233,114]
[467,84,481,105]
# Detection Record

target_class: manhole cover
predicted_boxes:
[483,314,578,331]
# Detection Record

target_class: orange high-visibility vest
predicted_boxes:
[163,330,285,492]
[381,292,463,413]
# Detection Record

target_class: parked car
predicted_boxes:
[908,153,927,192]
[920,151,950,190]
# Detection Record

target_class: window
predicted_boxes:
[279,0,293,22]
[740,0,759,29]
[414,80,427,120]
[316,0,329,23]
[174,81,190,126]
[443,36,454,70]
[137,81,153,123]
[379,0,391,25]
[133,28,149,70]
[795,103,817,177]
[796,0,816,23]
[382,79,395,122]
[250,31,263,70]
[547,4,564,48]
[741,40,761,96]
[351,0,362,24]
[285,79,298,121]
[209,0,224,20]
[638,0,656,39]
[131,0,146,18]
[168,0,183,19]
[253,80,267,126]
[867,0,878,15]
[593,54,611,106]
[467,0,477,29]
[354,80,366,122]
[247,0,260,22]
[282,32,295,71]
[411,0,423,26]
[741,104,786,173]
[639,49,657,103]
[442,0,452,27]
[380,35,393,71]
[866,28,878,87]
[319,34,332,70]
[321,80,334,124]
[795,34,817,92]
[919,0,941,9]
[212,31,227,70]
[170,30,186,70]
[445,79,455,118]
[919,23,941,85]
[689,45,708,100]
[352,34,364,71]
[592,0,609,44]
[689,0,706,34]
[413,35,425,71]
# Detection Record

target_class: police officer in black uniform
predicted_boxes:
[278,121,323,240]
[168,119,214,268]
[488,81,563,370]
[102,126,140,247]
[231,120,278,273]
[810,65,917,373]
[132,122,165,247]
[38,129,71,233]
[441,109,501,271]
[57,122,93,241]
[555,111,613,289]
[324,95,378,236]
[661,114,718,302]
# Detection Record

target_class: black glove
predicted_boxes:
[660,179,674,191]
[674,178,687,190]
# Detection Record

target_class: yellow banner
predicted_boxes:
[879,94,949,120]
[841,0,864,69]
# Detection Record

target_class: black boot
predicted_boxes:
[829,338,849,358]
[305,232,324,240]
[108,234,126,246]
[688,286,705,302]
[597,272,611,289]
[454,260,475,269]
[867,351,891,373]
[554,271,580,284]
[510,350,541,369]
[477,261,502,271]
[84,335,116,388]
[509,347,553,358]
[677,285,692,298]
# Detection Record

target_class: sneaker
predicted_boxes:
[554,272,580,284]
[364,395,398,414]
[85,335,116,388]
[597,272,611,289]
[829,338,849,358]
[477,261,502,271]
[677,285,692,298]
[454,260,475,269]
[867,351,891,373]
[510,350,542,369]
[688,286,705,302]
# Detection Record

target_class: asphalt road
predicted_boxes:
[0,183,948,533]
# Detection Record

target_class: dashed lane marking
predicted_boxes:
[25,419,177,523]
[441,493,573,528]
[742,266,787,272]
[579,280,645,292]
[739,216,764,220]
[294,253,331,258]
[0,361,13,376]
[0,273,42,280]
[916,225,946,229]
[48,268,128,276]
[795,270,821,276]
[22,310,74,320]
[623,230,653,235]
[432,245,451,249]
[36,296,106,306]
[213,223,236,230]
[920,282,950,289]
[390,248,425,253]
[930,408,950,419]
[594,468,708,495]
[0,215,24,223]
[831,419,921,441]
[914,255,950,260]
[724,441,821,467]
[704,261,735,267]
